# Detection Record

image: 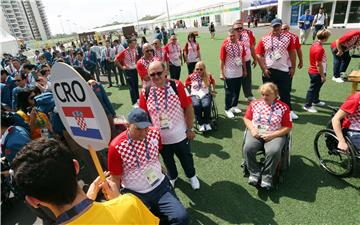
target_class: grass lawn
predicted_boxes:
[107,29,360,225]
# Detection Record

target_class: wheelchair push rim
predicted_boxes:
[313,129,355,177]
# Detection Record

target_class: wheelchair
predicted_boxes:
[241,129,292,190]
[194,95,219,131]
[313,107,360,177]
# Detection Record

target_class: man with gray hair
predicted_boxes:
[136,43,159,88]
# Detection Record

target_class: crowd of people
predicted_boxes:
[1,13,359,224]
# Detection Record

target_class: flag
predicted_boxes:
[62,106,102,140]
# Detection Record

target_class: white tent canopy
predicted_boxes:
[0,27,19,56]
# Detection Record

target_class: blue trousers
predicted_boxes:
[305,73,324,107]
[191,95,211,125]
[122,178,189,225]
[348,130,360,152]
[224,77,242,110]
[124,69,139,105]
[161,138,196,180]
[332,50,351,78]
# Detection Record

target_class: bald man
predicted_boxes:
[136,43,159,87]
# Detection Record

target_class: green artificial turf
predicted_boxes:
[107,30,360,225]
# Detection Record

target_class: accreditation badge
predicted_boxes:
[159,112,170,130]
[272,51,282,61]
[235,57,242,66]
[143,166,160,186]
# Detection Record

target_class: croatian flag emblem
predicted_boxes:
[62,106,102,140]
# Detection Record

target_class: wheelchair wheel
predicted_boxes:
[314,129,355,177]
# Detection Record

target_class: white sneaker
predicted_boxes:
[332,77,344,83]
[260,180,272,190]
[303,106,318,113]
[204,124,212,131]
[170,177,178,188]
[246,96,256,102]
[313,101,326,107]
[290,111,299,120]
[230,106,242,114]
[225,110,235,118]
[248,175,259,186]
[199,124,205,132]
[189,175,200,190]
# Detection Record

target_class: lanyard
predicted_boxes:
[56,198,93,224]
[271,34,281,52]
[127,48,135,64]
[88,51,91,60]
[157,49,163,60]
[257,101,275,125]
[106,48,110,57]
[127,132,150,168]
[171,43,179,55]
[153,83,168,112]
[195,73,202,89]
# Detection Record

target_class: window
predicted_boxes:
[300,4,309,15]
[322,2,332,22]
[215,15,221,23]
[348,1,360,23]
[333,1,348,24]
[311,4,321,15]
[201,16,210,26]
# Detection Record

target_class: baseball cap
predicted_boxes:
[127,108,152,129]
[271,18,283,27]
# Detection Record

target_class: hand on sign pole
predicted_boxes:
[87,171,120,201]
[88,145,107,197]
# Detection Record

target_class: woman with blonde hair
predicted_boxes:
[243,82,292,190]
[185,61,216,132]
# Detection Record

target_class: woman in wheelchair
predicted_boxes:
[332,92,360,152]
[185,61,216,132]
[243,83,292,190]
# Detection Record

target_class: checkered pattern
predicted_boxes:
[115,129,164,192]
[143,82,187,144]
[251,100,289,131]
[223,39,245,78]
[239,30,252,61]
[343,34,360,50]
[72,111,87,131]
[188,72,209,95]
[261,32,292,72]
[167,43,181,66]
[139,56,159,70]
[322,48,327,73]
[348,104,360,130]
[185,42,199,63]
[154,48,165,62]
[123,48,137,69]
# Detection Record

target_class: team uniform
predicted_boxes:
[139,80,197,182]
[164,42,182,80]
[220,38,246,112]
[115,48,139,105]
[108,128,189,224]
[256,32,295,109]
[183,41,200,74]
[238,28,256,99]
[331,30,360,80]
[243,99,292,186]
[136,56,160,88]
[341,92,360,151]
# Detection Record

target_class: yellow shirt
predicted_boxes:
[68,194,159,225]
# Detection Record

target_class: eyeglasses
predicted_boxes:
[15,79,21,82]
[149,71,163,77]
[145,49,154,53]
[195,68,203,71]
[235,27,243,30]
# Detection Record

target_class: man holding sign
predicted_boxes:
[108,108,189,225]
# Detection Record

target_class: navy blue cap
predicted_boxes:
[271,18,282,27]
[127,108,151,129]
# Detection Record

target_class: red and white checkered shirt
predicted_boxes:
[331,30,360,51]
[256,32,295,72]
[139,80,192,144]
[154,48,168,62]
[136,56,160,87]
[164,42,182,66]
[341,92,360,131]
[184,72,215,96]
[183,42,200,63]
[238,29,256,61]
[115,47,137,69]
[245,99,292,132]
[108,128,165,193]
[220,38,246,78]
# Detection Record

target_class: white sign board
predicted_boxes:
[51,63,110,151]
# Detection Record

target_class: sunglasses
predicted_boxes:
[15,79,22,82]
[145,49,154,53]
[235,27,243,30]
[195,68,203,71]
[149,71,163,77]
[152,43,158,45]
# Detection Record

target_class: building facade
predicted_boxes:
[0,0,51,41]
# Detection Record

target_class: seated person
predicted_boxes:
[12,138,160,225]
[108,108,189,225]
[332,92,360,152]
[185,61,216,132]
[243,83,292,190]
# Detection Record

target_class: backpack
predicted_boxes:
[145,79,178,100]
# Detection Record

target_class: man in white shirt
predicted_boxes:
[113,39,126,86]
[311,7,328,41]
